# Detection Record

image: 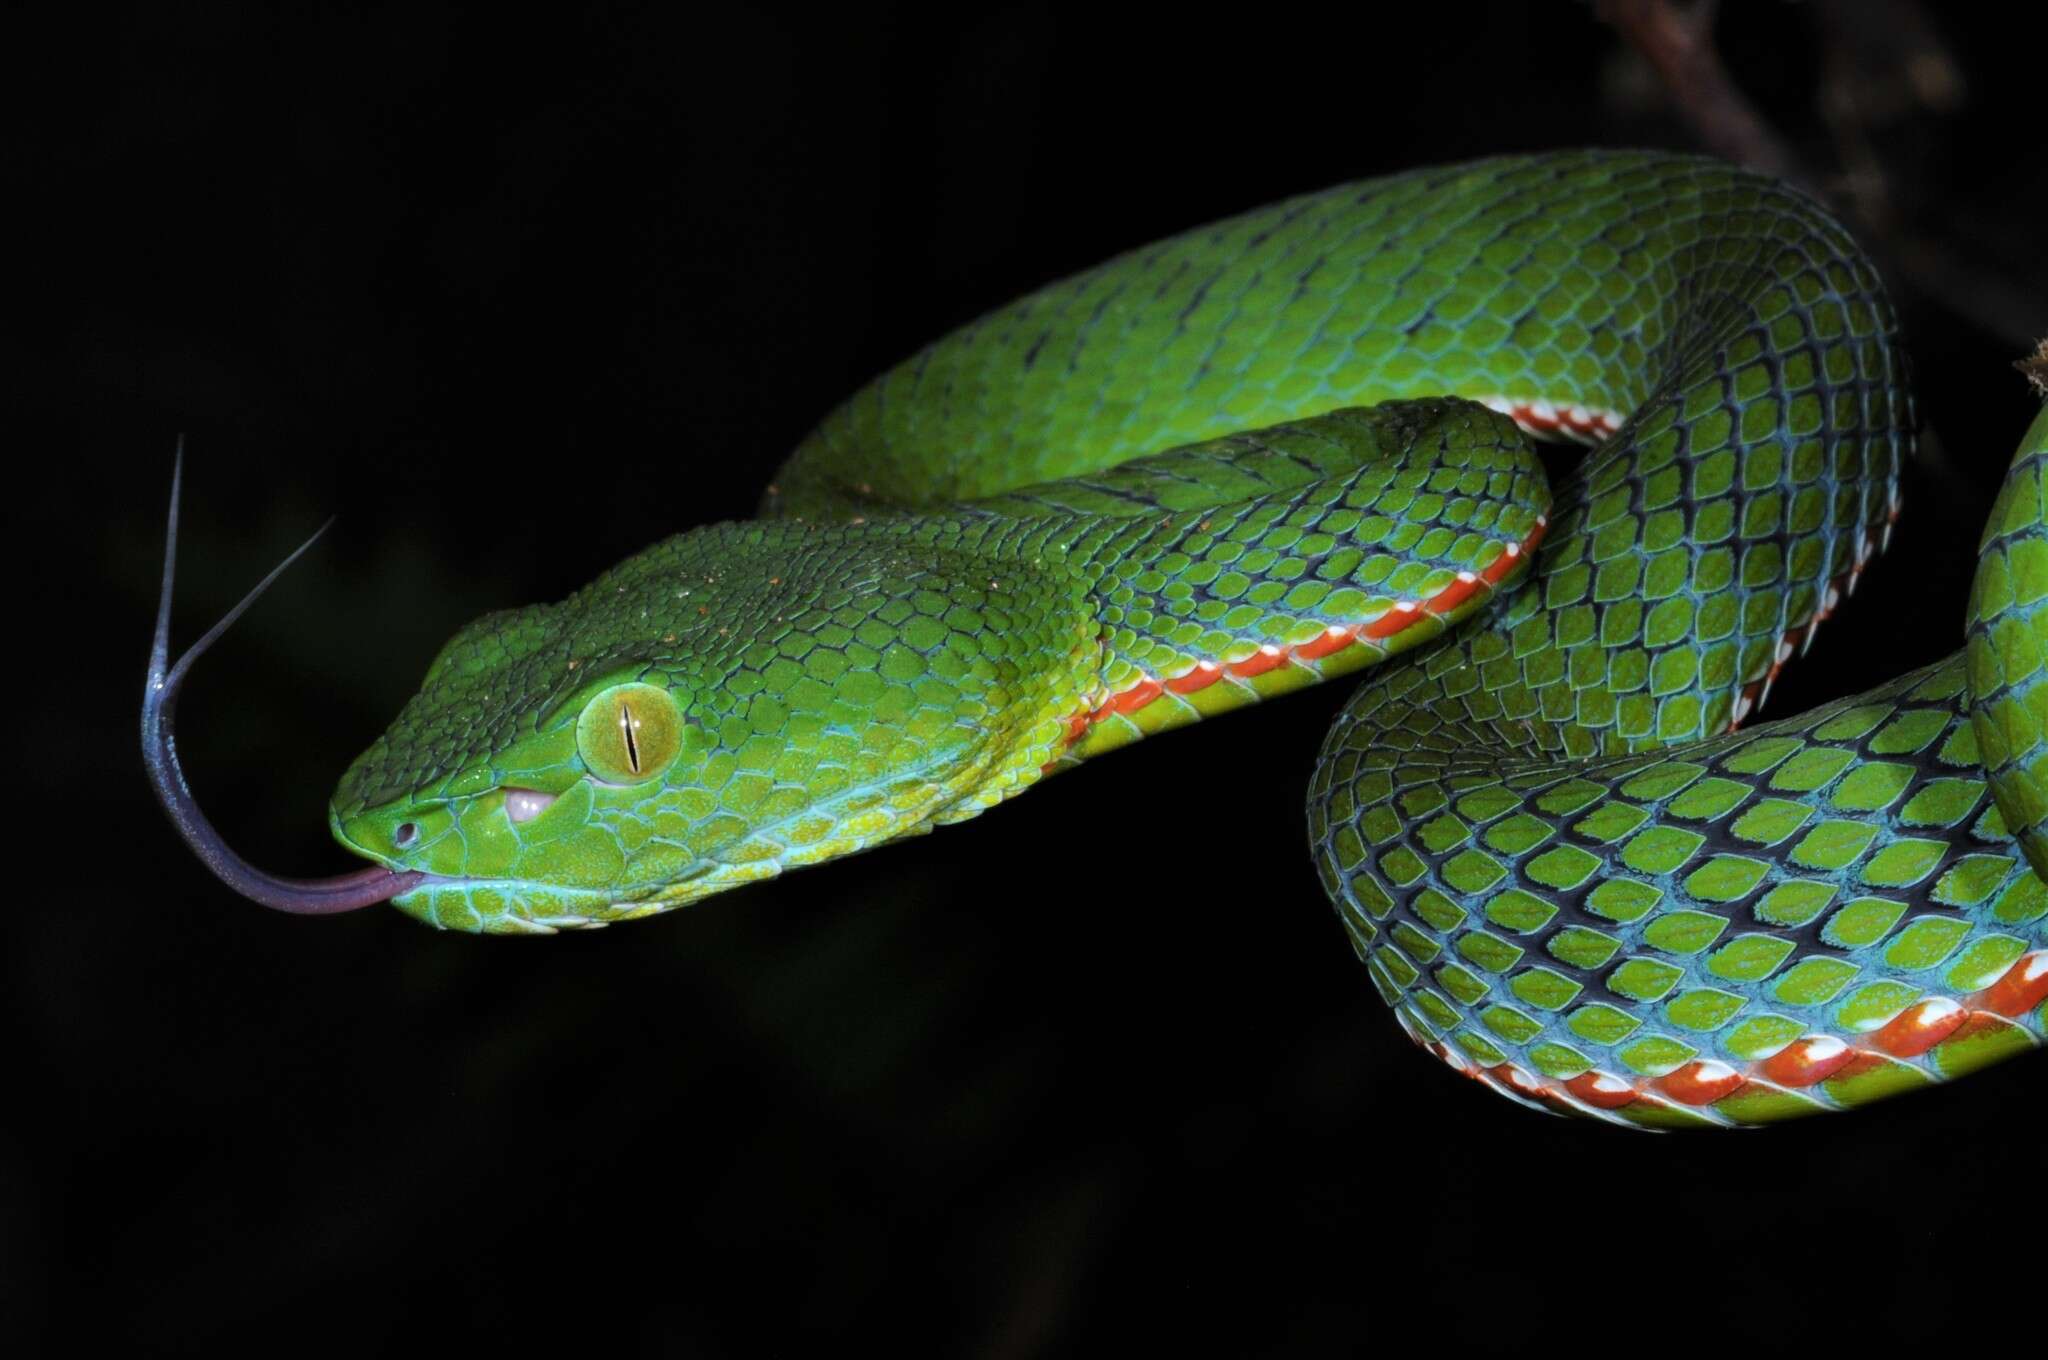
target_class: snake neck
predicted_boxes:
[832,398,1549,791]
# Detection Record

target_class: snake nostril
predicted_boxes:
[394,822,418,848]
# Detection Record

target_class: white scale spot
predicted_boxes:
[1910,998,1963,1023]
[505,788,559,824]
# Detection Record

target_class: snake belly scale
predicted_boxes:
[148,150,2048,1127]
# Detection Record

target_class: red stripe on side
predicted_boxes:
[1225,647,1288,679]
[1872,999,1968,1058]
[1982,951,2048,1017]
[1359,602,1422,642]
[1058,515,1546,748]
[1659,1061,1746,1105]
[1164,663,1223,694]
[1564,1070,1639,1110]
[1290,627,1357,662]
[1760,1037,1856,1087]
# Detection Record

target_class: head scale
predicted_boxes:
[146,458,1093,932]
[329,518,1092,932]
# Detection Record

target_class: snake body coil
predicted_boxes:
[147,151,2047,1127]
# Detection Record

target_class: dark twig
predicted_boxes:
[2021,341,2048,398]
[1598,0,2046,384]
[1594,0,1802,184]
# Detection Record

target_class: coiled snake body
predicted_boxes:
[146,151,2047,1127]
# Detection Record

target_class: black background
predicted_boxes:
[17,3,2047,1353]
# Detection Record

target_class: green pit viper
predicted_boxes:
[145,150,2047,1129]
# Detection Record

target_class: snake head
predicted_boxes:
[329,518,1095,933]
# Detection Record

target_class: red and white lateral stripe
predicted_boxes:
[1062,515,1548,745]
[1405,950,2047,1126]
[1474,395,1626,444]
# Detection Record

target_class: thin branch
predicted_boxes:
[1598,0,2045,351]
[1595,0,1801,184]
[2020,341,2048,398]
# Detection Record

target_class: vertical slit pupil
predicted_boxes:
[619,699,641,773]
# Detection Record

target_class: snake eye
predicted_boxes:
[575,682,683,785]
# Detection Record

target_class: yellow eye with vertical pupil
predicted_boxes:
[575,683,683,784]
